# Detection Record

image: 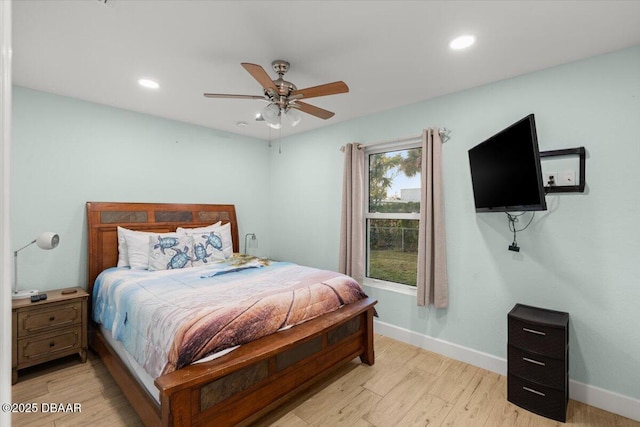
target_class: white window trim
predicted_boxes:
[363,140,422,294]
[363,277,418,296]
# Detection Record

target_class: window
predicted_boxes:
[365,144,421,288]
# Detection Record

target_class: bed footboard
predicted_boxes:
[155,297,376,427]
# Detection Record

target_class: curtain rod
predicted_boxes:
[340,128,451,152]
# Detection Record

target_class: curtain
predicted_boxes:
[416,129,448,308]
[338,143,365,283]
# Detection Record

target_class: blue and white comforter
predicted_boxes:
[92,256,367,378]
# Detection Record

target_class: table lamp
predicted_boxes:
[13,232,60,300]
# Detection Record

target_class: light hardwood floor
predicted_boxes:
[11,335,639,426]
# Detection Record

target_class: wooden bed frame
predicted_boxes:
[86,202,376,426]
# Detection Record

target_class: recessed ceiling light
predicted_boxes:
[449,35,476,50]
[138,78,159,89]
[236,121,249,127]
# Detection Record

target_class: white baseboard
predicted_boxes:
[374,319,508,375]
[374,319,640,422]
[568,380,640,422]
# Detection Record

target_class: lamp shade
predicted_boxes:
[285,108,301,127]
[262,104,282,129]
[35,232,59,250]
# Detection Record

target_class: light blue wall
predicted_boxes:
[268,46,640,399]
[12,87,271,291]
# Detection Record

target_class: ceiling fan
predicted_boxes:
[204,60,349,129]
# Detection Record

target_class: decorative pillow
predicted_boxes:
[191,233,226,266]
[178,222,233,258]
[118,227,156,268]
[148,234,195,271]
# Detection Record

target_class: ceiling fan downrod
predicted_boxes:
[270,60,297,99]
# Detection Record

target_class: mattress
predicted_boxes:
[99,324,239,404]
[100,323,161,403]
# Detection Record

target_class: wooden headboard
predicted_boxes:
[86,202,239,294]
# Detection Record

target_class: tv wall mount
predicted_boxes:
[540,147,586,193]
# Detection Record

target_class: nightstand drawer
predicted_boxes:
[17,300,82,338]
[17,326,83,366]
[508,318,566,358]
[508,374,567,422]
[508,345,566,390]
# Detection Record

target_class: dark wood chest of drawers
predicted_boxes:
[507,304,569,422]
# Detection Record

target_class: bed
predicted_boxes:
[86,201,377,426]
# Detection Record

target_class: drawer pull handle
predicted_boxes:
[523,386,546,397]
[49,316,55,321]
[522,327,546,336]
[49,341,55,347]
[522,357,546,366]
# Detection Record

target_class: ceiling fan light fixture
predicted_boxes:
[284,108,301,127]
[262,103,282,129]
[262,103,279,121]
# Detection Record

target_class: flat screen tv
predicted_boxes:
[468,114,547,212]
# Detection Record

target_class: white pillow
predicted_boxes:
[178,222,233,258]
[148,234,195,271]
[116,226,129,267]
[176,221,221,235]
[117,227,155,268]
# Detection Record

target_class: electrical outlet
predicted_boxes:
[543,172,558,187]
[558,170,576,186]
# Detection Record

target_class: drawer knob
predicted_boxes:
[522,386,546,397]
[522,357,546,366]
[522,327,545,336]
[49,341,55,348]
[49,316,55,322]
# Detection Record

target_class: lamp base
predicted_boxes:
[12,289,39,300]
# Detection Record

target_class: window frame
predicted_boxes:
[363,139,421,295]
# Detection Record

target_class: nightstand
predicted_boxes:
[12,287,88,384]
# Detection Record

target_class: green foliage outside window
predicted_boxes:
[368,148,422,212]
[367,147,422,287]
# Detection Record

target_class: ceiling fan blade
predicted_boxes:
[295,101,335,120]
[203,93,266,100]
[290,81,349,99]
[241,63,278,92]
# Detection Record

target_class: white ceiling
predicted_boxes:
[12,1,640,141]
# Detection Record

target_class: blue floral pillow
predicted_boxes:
[148,234,195,271]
